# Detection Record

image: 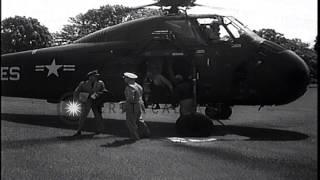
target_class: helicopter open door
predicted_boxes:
[138,17,207,106]
[193,16,249,104]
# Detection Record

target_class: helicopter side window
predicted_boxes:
[196,17,235,43]
[216,25,231,41]
[201,23,232,43]
[205,24,221,41]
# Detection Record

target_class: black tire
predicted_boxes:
[220,105,232,119]
[205,104,232,120]
[205,106,219,119]
[175,113,214,137]
[57,92,80,126]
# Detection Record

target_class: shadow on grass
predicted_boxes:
[2,113,309,141]
[100,139,137,148]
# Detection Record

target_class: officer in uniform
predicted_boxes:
[173,74,196,115]
[72,70,108,136]
[142,72,153,108]
[123,72,150,140]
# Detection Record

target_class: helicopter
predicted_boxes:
[1,0,310,136]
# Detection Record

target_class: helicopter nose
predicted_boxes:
[276,50,310,104]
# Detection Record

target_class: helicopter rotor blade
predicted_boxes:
[131,2,160,10]
[194,3,239,14]
[194,3,228,11]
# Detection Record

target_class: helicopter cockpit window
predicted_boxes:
[222,16,262,40]
[225,24,240,39]
[196,17,232,43]
[222,17,241,39]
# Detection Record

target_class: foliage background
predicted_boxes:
[1,5,317,82]
[1,16,52,54]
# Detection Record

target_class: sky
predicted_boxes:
[1,0,318,45]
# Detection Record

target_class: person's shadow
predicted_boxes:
[2,113,310,142]
[100,139,136,148]
[57,133,96,141]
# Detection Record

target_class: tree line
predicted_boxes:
[1,5,317,82]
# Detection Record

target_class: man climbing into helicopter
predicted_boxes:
[172,74,196,115]
[145,58,173,109]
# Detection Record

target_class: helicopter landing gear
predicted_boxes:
[175,112,214,137]
[205,103,232,120]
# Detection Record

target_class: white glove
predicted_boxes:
[119,101,126,112]
[91,93,97,99]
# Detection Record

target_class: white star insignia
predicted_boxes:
[46,59,62,77]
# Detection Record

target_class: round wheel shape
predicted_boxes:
[176,113,214,137]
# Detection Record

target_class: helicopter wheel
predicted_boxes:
[57,92,80,126]
[205,104,232,120]
[175,113,214,137]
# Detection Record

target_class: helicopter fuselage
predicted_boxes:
[1,14,310,107]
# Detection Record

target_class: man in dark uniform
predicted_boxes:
[173,74,196,115]
[72,70,108,136]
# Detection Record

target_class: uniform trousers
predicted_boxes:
[77,98,104,133]
[125,103,150,140]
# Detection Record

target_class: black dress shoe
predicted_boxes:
[152,104,160,109]
[72,131,82,137]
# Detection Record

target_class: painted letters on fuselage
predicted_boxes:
[1,66,20,81]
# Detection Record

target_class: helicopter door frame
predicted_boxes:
[193,17,246,102]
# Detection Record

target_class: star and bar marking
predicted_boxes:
[34,59,76,77]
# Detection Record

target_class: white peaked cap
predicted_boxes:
[123,72,138,79]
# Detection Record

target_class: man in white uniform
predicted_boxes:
[123,72,150,140]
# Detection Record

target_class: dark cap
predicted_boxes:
[87,70,100,77]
